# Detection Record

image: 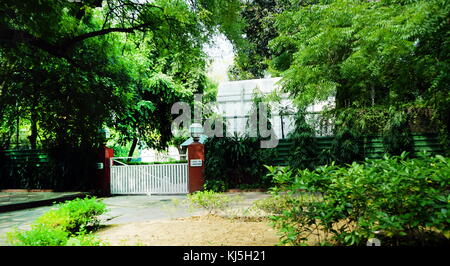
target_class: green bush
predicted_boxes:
[253,194,298,216]
[6,225,69,246]
[383,108,413,155]
[204,179,228,193]
[204,136,276,191]
[287,110,320,171]
[186,190,239,215]
[35,197,106,234]
[5,225,103,246]
[65,234,104,246]
[267,153,450,246]
[329,111,364,165]
[5,197,107,246]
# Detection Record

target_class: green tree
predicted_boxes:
[0,0,246,189]
[270,0,449,149]
[228,0,290,80]
[271,0,449,108]
[0,0,245,150]
[287,110,320,171]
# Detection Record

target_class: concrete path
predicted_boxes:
[0,205,55,245]
[98,195,202,225]
[98,192,271,225]
[0,192,271,245]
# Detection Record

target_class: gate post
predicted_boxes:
[187,141,205,193]
[96,146,114,196]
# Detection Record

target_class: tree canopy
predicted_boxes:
[269,0,449,110]
[228,0,290,80]
[1,0,449,151]
[0,0,244,150]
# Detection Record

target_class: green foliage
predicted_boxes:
[383,108,413,155]
[120,160,187,165]
[204,136,276,191]
[5,225,103,247]
[271,0,449,107]
[64,234,104,247]
[0,0,246,189]
[6,225,70,247]
[318,107,426,164]
[204,179,228,193]
[35,197,107,234]
[253,194,293,216]
[267,153,450,246]
[5,197,107,246]
[270,0,449,149]
[203,91,278,190]
[186,190,238,215]
[321,107,387,136]
[229,0,282,79]
[111,144,131,158]
[287,110,320,170]
[329,113,364,165]
[245,90,275,140]
[0,0,244,151]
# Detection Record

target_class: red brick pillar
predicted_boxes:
[96,146,114,196]
[187,142,205,193]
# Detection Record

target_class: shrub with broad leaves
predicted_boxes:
[267,152,450,246]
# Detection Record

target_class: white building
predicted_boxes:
[142,77,334,161]
[215,77,334,139]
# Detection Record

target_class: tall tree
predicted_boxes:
[0,0,245,150]
[228,0,290,80]
[270,0,449,110]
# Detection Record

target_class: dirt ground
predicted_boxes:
[95,215,280,246]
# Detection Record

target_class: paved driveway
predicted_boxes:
[0,192,270,245]
[98,192,270,224]
[98,195,204,225]
[0,194,195,245]
[0,205,53,245]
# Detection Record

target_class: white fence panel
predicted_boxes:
[110,159,189,195]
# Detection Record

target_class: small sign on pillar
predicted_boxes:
[187,142,205,193]
[190,159,203,167]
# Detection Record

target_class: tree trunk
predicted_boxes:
[128,137,138,158]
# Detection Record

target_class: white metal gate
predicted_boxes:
[110,158,189,195]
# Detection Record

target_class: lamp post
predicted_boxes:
[187,123,205,193]
[189,123,204,142]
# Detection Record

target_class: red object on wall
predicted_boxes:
[96,146,114,196]
[187,142,205,193]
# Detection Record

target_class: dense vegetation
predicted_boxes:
[0,0,243,189]
[0,0,448,247]
[204,135,276,191]
[266,153,450,246]
[228,0,289,80]
[270,0,449,147]
[231,0,449,149]
[0,0,244,151]
[5,197,107,246]
[203,92,277,191]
